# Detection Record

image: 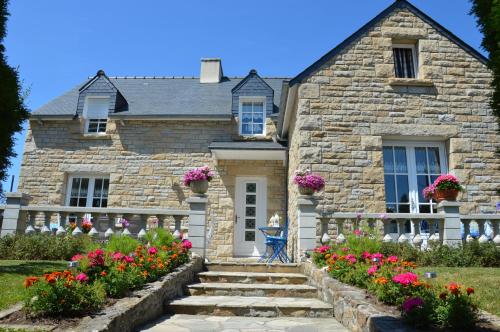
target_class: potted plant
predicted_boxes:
[183,166,214,195]
[423,174,464,202]
[293,169,325,196]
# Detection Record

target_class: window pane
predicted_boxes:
[393,48,415,78]
[71,178,80,197]
[427,148,441,174]
[101,199,108,208]
[252,102,264,112]
[253,124,263,134]
[383,147,394,173]
[252,112,263,123]
[417,175,430,201]
[69,198,78,207]
[246,195,256,205]
[245,231,255,241]
[241,113,252,123]
[241,124,252,134]
[394,147,407,173]
[384,175,396,203]
[93,198,101,208]
[419,205,431,213]
[398,204,410,213]
[246,183,256,193]
[245,207,256,217]
[396,175,409,203]
[78,198,87,207]
[386,204,397,213]
[97,121,107,133]
[242,103,252,112]
[102,179,109,197]
[245,219,255,229]
[94,179,103,197]
[415,147,428,173]
[404,220,411,233]
[80,178,89,196]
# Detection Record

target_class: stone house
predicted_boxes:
[16,0,499,261]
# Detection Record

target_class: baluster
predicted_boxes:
[56,212,68,236]
[320,217,331,244]
[462,219,472,243]
[173,215,183,239]
[72,212,85,236]
[25,211,36,235]
[492,220,500,245]
[476,219,488,243]
[87,212,99,237]
[336,218,345,244]
[438,218,445,244]
[428,219,439,243]
[382,217,393,243]
[41,211,52,234]
[137,214,148,239]
[121,214,132,236]
[397,220,408,243]
[157,215,166,229]
[106,213,117,236]
[412,219,423,249]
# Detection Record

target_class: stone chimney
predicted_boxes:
[200,58,223,83]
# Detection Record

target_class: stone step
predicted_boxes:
[198,271,308,285]
[204,262,300,273]
[187,282,318,298]
[166,296,333,318]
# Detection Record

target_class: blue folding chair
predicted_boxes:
[263,219,290,263]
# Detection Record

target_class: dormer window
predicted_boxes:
[239,97,265,136]
[84,97,109,134]
[393,44,418,78]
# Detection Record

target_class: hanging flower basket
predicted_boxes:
[183,166,214,195]
[423,174,463,203]
[293,169,325,196]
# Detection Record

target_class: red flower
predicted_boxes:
[23,276,39,288]
[448,282,461,295]
[466,287,474,295]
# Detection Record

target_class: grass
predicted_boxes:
[0,260,67,310]
[415,267,500,316]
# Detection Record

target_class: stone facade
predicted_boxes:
[286,7,499,258]
[18,117,285,261]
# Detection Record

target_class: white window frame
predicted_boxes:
[392,44,419,79]
[383,140,448,214]
[65,174,110,208]
[83,96,110,135]
[238,96,267,137]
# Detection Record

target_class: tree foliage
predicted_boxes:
[0,0,29,192]
[470,0,500,130]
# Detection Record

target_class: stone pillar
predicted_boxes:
[1,192,29,237]
[187,195,208,258]
[297,196,318,259]
[437,201,462,247]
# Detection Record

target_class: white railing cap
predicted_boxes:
[19,205,190,216]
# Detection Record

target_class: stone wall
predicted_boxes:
[19,118,285,260]
[286,6,499,255]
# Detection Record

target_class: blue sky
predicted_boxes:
[2,0,486,192]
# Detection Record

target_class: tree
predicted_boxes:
[470,0,500,131]
[0,0,29,194]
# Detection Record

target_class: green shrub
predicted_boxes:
[105,235,140,255]
[144,228,176,248]
[0,234,89,260]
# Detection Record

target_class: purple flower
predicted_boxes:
[402,297,424,313]
[120,218,130,228]
[293,170,325,192]
[183,166,214,186]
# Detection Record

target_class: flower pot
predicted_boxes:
[298,186,315,196]
[189,180,208,195]
[434,188,459,202]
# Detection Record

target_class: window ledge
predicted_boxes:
[80,133,112,140]
[388,78,434,87]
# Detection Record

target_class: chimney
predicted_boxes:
[200,58,223,83]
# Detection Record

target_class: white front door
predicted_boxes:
[234,177,267,257]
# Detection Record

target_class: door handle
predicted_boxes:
[235,214,238,223]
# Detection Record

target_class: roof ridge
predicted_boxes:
[87,76,291,80]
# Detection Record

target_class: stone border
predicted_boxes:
[300,260,415,332]
[70,254,203,332]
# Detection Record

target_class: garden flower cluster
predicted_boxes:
[312,231,478,330]
[183,166,214,186]
[423,173,464,200]
[23,231,191,317]
[293,170,325,192]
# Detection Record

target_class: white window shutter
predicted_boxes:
[86,98,109,119]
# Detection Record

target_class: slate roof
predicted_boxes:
[209,141,287,150]
[33,76,288,118]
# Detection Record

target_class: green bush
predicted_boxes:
[380,241,500,267]
[104,235,140,255]
[144,228,176,248]
[0,234,89,260]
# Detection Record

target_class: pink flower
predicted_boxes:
[345,254,357,264]
[361,252,372,260]
[112,252,124,261]
[316,245,330,253]
[392,272,419,286]
[76,273,88,282]
[95,249,104,256]
[368,265,378,275]
[340,247,349,252]
[387,255,398,263]
[71,254,84,261]
[423,184,435,200]
[353,229,362,236]
[148,247,158,255]
[123,255,134,263]
[293,170,325,192]
[372,253,383,260]
[183,166,214,186]
[402,297,425,313]
[182,239,192,250]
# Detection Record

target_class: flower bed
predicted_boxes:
[313,235,478,330]
[22,229,191,317]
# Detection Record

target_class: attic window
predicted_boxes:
[84,97,109,134]
[239,98,265,136]
[393,44,418,78]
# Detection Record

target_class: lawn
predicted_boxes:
[0,260,67,310]
[415,267,500,316]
